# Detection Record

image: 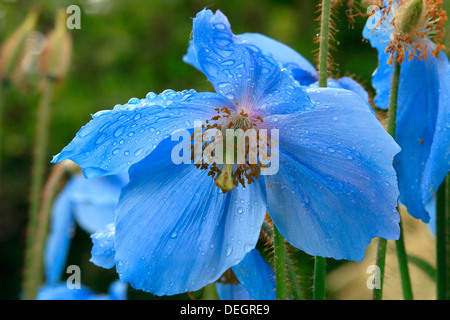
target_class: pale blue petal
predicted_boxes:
[52,90,232,178]
[264,88,401,261]
[72,174,126,233]
[114,138,267,296]
[189,9,314,115]
[44,179,76,284]
[231,249,275,300]
[90,223,116,269]
[37,284,99,300]
[108,280,128,300]
[216,283,254,300]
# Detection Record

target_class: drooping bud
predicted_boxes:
[215,164,235,193]
[39,9,72,83]
[0,8,39,85]
[396,0,425,34]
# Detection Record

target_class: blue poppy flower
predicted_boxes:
[91,224,275,299]
[52,9,401,296]
[37,280,127,300]
[363,0,450,222]
[44,173,127,283]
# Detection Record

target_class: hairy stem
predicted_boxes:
[273,225,288,300]
[23,79,55,300]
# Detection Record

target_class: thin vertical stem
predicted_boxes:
[373,238,387,300]
[376,59,413,300]
[436,176,447,300]
[396,218,413,300]
[374,60,402,300]
[313,257,326,300]
[318,0,332,87]
[23,79,55,300]
[313,0,332,299]
[273,225,288,300]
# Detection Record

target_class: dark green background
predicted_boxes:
[0,0,379,299]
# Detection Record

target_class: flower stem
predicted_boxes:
[318,0,332,87]
[396,218,414,300]
[436,175,448,300]
[273,224,288,300]
[22,79,55,300]
[312,0,332,300]
[313,257,326,300]
[373,237,387,300]
[380,59,414,300]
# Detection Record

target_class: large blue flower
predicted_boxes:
[44,173,127,283]
[363,0,450,222]
[52,9,401,296]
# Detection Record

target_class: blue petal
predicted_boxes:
[90,223,116,269]
[37,282,125,300]
[309,78,373,112]
[188,9,314,115]
[44,179,76,284]
[231,249,275,300]
[108,280,128,300]
[421,53,450,207]
[114,138,267,296]
[52,90,233,178]
[216,283,254,300]
[264,88,401,261]
[37,284,99,300]
[72,174,126,233]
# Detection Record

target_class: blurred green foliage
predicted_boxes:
[0,0,378,299]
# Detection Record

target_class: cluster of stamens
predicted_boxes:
[191,105,270,193]
[371,0,447,65]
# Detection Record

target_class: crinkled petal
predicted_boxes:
[114,138,267,296]
[188,9,313,115]
[90,223,116,269]
[52,90,233,178]
[264,88,401,261]
[231,249,275,300]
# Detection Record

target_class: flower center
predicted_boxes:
[372,0,447,64]
[192,106,268,193]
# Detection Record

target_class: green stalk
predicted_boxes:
[312,0,332,300]
[22,79,55,300]
[396,218,413,300]
[273,225,288,300]
[436,177,447,300]
[261,222,303,300]
[313,257,326,300]
[373,60,400,300]
[318,0,332,88]
[376,59,413,300]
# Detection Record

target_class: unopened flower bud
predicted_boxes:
[0,8,39,84]
[396,0,425,34]
[40,10,72,83]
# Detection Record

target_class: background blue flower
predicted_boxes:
[363,0,450,223]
